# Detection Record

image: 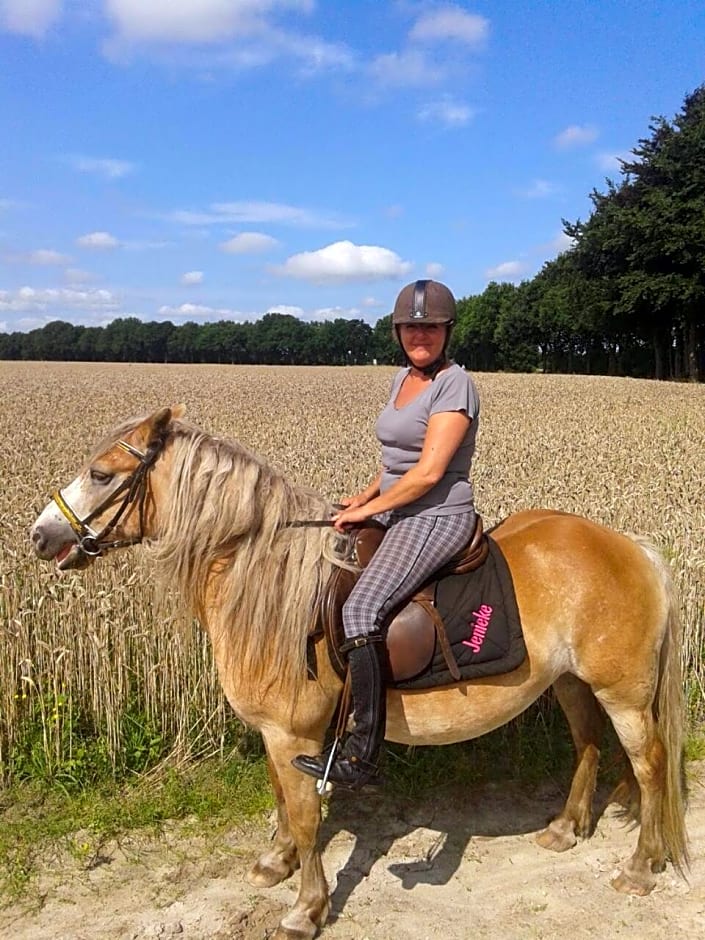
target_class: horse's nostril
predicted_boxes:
[31,527,44,548]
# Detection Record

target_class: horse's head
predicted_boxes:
[30,405,184,571]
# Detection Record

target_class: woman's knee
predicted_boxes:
[343,592,378,622]
[342,593,381,636]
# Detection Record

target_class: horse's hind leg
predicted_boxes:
[248,749,300,887]
[596,695,668,895]
[607,748,641,820]
[536,673,605,852]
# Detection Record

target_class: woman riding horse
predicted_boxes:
[30,362,688,938]
[293,279,480,790]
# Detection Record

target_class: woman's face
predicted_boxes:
[399,322,447,370]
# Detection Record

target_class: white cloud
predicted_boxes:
[368,7,489,93]
[0,0,62,38]
[64,268,97,284]
[425,262,445,278]
[76,231,121,249]
[102,4,353,78]
[165,200,346,229]
[180,270,204,285]
[554,124,599,149]
[6,248,72,265]
[485,260,529,282]
[276,241,412,283]
[105,0,313,44]
[369,48,444,88]
[417,96,474,128]
[266,304,305,318]
[31,248,71,265]
[520,179,561,199]
[65,154,136,179]
[596,150,631,173]
[409,7,489,46]
[551,232,575,254]
[0,286,119,313]
[157,302,249,321]
[219,232,279,254]
[278,33,355,75]
[310,305,361,320]
[10,310,125,330]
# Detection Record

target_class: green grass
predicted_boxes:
[3,712,703,907]
[0,714,574,904]
[0,752,273,906]
[685,731,705,761]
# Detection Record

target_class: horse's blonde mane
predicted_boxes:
[143,420,345,701]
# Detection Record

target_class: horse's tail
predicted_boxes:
[634,536,690,875]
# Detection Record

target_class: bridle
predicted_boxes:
[52,438,164,558]
[52,434,339,560]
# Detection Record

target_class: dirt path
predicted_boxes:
[2,765,704,940]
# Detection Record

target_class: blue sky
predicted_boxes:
[1,1,704,333]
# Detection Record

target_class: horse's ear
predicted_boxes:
[147,406,176,437]
[140,404,185,447]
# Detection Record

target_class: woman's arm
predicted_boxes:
[332,411,471,530]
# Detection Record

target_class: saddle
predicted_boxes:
[312,514,489,684]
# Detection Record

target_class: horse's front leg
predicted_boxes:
[259,728,330,940]
[248,749,301,888]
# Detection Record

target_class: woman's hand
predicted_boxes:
[339,493,370,510]
[331,503,374,532]
[333,472,382,531]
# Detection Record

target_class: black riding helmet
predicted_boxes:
[392,279,456,377]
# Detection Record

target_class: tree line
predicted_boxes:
[2,86,703,379]
[0,314,395,366]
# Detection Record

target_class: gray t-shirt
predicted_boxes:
[375,363,480,518]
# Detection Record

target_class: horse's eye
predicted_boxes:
[90,469,113,485]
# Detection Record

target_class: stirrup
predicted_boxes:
[292,745,383,793]
[292,739,341,795]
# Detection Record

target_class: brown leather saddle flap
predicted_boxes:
[314,514,488,683]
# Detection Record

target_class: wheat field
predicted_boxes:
[1,361,703,781]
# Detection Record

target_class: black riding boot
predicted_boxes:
[292,639,386,790]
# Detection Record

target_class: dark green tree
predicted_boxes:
[371,314,399,365]
[565,84,705,380]
[251,313,309,364]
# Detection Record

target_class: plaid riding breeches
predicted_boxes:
[342,510,476,640]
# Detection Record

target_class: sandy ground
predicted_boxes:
[2,764,703,940]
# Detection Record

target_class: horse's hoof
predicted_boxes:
[611,868,655,895]
[247,853,299,888]
[535,819,577,853]
[273,903,329,939]
[271,927,315,940]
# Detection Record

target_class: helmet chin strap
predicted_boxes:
[416,354,447,379]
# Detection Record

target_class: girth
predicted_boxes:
[312,514,489,683]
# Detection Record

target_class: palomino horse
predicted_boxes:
[30,406,688,939]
